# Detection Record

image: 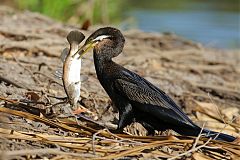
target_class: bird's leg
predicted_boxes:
[109,105,133,134]
[117,104,134,131]
[139,121,155,136]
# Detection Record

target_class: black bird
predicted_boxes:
[77,27,236,142]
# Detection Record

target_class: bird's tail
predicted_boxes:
[202,129,236,142]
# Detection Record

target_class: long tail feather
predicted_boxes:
[202,129,236,142]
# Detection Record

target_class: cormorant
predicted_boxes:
[77,27,236,142]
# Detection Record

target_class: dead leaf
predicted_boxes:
[25,91,40,102]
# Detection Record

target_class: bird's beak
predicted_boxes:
[73,41,96,59]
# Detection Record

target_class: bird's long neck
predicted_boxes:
[93,50,111,77]
[93,50,119,102]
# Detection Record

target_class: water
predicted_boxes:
[122,5,240,49]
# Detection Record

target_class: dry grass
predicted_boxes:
[0,97,239,159]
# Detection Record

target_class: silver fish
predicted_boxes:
[61,30,85,109]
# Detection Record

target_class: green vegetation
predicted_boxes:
[126,0,240,12]
[10,0,239,26]
[16,0,73,21]
[14,0,124,25]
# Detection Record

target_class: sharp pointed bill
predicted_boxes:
[73,43,94,59]
[73,35,112,58]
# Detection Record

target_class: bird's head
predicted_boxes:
[77,27,125,59]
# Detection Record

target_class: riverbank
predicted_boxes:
[0,6,239,159]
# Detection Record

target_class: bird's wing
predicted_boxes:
[114,70,194,126]
[115,78,166,107]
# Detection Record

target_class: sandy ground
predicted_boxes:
[0,6,239,160]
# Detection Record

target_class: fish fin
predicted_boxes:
[67,30,85,45]
[54,67,63,79]
[80,75,88,83]
[61,48,69,62]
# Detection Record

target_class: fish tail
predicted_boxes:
[67,30,85,45]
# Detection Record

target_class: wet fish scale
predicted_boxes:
[62,30,85,108]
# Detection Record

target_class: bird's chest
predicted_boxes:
[99,75,114,95]
[97,74,117,99]
[95,59,125,107]
[97,64,117,89]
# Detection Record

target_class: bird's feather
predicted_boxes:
[113,69,196,127]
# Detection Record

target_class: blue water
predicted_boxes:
[124,10,240,49]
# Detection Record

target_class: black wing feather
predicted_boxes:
[114,69,196,126]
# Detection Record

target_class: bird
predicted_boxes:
[77,27,236,142]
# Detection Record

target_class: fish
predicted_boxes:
[60,30,85,109]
